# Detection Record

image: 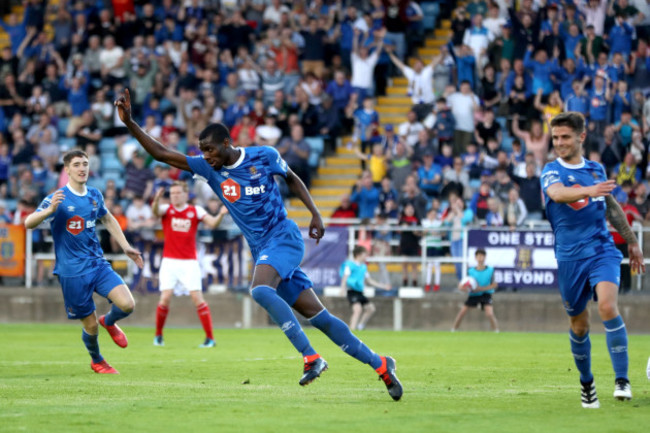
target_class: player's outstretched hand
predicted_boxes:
[114,88,132,124]
[628,243,646,275]
[589,179,617,197]
[48,190,65,214]
[124,245,144,269]
[309,214,325,244]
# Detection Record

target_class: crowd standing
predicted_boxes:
[1,0,649,290]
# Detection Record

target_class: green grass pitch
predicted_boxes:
[1,324,649,433]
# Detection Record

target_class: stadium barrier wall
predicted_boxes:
[2,288,650,333]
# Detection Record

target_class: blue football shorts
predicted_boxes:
[557,248,623,317]
[251,218,314,306]
[57,264,125,320]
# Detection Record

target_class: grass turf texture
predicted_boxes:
[1,324,649,433]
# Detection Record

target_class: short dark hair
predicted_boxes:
[550,112,585,134]
[475,248,486,257]
[63,149,88,166]
[352,245,368,257]
[199,123,231,146]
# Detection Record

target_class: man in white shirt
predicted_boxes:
[398,110,426,147]
[447,80,480,156]
[386,46,436,119]
[483,3,507,39]
[351,27,384,100]
[99,36,125,85]
[462,14,493,69]
[263,0,291,27]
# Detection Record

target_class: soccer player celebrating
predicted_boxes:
[24,150,144,374]
[541,112,646,408]
[115,89,402,400]
[152,181,228,348]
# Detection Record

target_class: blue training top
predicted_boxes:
[36,185,109,277]
[340,259,368,293]
[468,266,495,296]
[541,157,616,261]
[186,146,288,250]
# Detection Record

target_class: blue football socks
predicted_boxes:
[250,285,317,357]
[104,304,131,326]
[309,309,383,369]
[569,329,593,383]
[82,329,103,363]
[603,315,629,381]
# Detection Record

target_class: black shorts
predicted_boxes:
[465,293,493,309]
[347,290,369,306]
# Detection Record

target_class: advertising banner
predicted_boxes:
[467,229,558,289]
[0,225,26,277]
[300,227,349,289]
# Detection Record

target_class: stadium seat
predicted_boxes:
[101,155,123,172]
[305,137,324,169]
[57,118,70,137]
[58,137,76,150]
[87,177,105,190]
[421,2,439,31]
[99,138,117,153]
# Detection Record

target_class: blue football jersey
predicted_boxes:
[186,146,288,249]
[36,185,110,277]
[541,158,615,261]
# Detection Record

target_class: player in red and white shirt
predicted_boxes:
[151,180,228,348]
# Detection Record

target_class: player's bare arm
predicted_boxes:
[366,276,391,290]
[605,195,646,274]
[24,190,64,229]
[100,210,144,269]
[202,205,228,229]
[546,180,617,203]
[114,89,191,172]
[286,167,325,243]
[152,187,164,217]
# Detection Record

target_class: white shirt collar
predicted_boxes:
[557,157,585,170]
[224,147,246,169]
[66,182,88,196]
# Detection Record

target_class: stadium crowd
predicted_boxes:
[1,0,650,289]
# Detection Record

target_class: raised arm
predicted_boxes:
[387,49,406,72]
[25,190,64,229]
[115,89,191,171]
[151,187,164,217]
[605,195,645,274]
[202,205,228,229]
[285,167,324,243]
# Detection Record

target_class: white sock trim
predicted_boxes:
[604,323,626,332]
[306,308,328,321]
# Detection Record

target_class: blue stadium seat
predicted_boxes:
[99,138,117,153]
[305,137,324,169]
[101,155,124,172]
[87,177,105,190]
[501,135,514,152]
[58,137,76,150]
[421,2,440,31]
[57,118,70,137]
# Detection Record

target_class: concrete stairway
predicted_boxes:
[287,20,452,227]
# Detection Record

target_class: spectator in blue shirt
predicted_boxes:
[326,70,353,111]
[562,23,583,61]
[523,45,554,96]
[564,79,590,117]
[551,56,586,100]
[354,98,380,155]
[351,171,381,219]
[608,14,634,59]
[588,75,611,135]
[66,77,90,116]
[0,12,27,55]
[612,80,632,123]
[433,98,455,144]
[454,45,477,89]
[614,111,641,147]
[223,91,252,128]
[417,151,443,197]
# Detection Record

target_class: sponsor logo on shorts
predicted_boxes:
[259,255,268,261]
